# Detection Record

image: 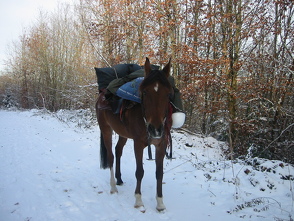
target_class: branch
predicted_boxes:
[258,123,294,157]
[78,2,118,78]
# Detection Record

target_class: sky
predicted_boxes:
[0,0,73,72]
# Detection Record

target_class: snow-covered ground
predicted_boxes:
[0,109,293,221]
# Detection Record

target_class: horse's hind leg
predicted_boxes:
[100,125,118,193]
[105,133,117,194]
[115,136,127,185]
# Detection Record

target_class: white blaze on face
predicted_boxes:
[154,83,159,92]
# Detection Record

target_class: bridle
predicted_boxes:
[140,88,168,160]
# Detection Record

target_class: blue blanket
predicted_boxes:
[116,77,144,103]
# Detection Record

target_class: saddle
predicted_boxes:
[97,89,137,115]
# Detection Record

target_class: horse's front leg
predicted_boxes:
[155,144,166,211]
[134,142,145,209]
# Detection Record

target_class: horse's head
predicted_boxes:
[140,58,173,139]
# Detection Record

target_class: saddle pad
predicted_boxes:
[116,77,144,103]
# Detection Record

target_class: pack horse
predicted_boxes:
[95,58,173,211]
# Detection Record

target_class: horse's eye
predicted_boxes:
[143,90,147,96]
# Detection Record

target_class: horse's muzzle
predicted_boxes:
[147,124,164,139]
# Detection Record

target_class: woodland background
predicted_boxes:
[0,0,293,163]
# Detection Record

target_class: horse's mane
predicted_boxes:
[140,70,172,90]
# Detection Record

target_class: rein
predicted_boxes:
[140,94,152,160]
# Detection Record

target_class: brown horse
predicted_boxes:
[95,57,173,211]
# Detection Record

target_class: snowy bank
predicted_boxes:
[0,110,293,221]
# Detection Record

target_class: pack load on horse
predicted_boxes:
[95,61,185,128]
[94,58,185,211]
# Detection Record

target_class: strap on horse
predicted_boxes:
[166,131,173,159]
[147,143,153,160]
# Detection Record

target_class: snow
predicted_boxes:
[0,109,293,221]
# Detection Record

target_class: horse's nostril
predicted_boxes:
[147,124,164,138]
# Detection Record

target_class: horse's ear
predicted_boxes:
[144,57,151,77]
[162,58,171,78]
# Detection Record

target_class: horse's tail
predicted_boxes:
[100,133,109,169]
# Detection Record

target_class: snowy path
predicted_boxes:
[0,110,293,221]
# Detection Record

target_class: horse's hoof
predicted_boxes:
[110,187,118,194]
[156,207,166,212]
[156,196,166,212]
[116,180,123,186]
[134,193,144,210]
[135,205,146,213]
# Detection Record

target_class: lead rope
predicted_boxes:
[143,115,153,160]
[144,117,153,160]
[141,95,153,160]
[165,103,173,159]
